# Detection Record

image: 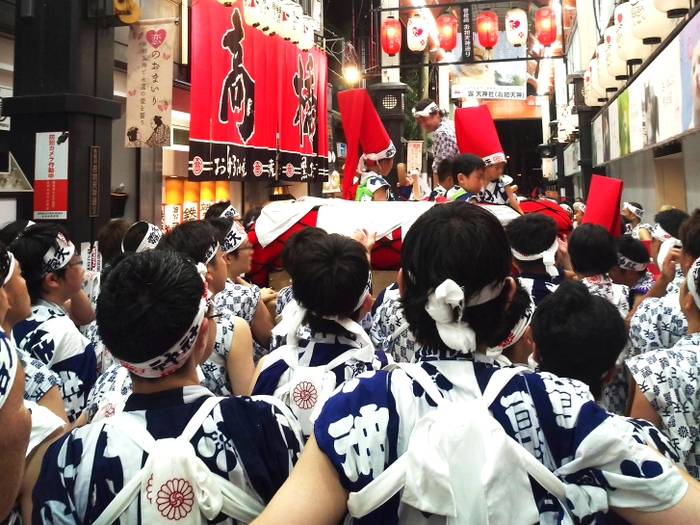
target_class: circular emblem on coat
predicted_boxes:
[157,478,195,520]
[292,381,318,410]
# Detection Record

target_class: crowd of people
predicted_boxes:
[1,95,700,525]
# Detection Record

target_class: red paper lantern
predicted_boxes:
[437,13,458,51]
[476,10,499,50]
[381,16,402,56]
[535,7,557,46]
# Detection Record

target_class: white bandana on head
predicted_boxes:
[121,222,163,254]
[221,221,248,254]
[687,257,700,310]
[358,142,397,173]
[487,295,534,359]
[412,102,439,118]
[623,202,644,219]
[219,205,240,219]
[617,254,648,272]
[2,250,15,287]
[118,272,209,379]
[0,328,18,410]
[651,223,673,242]
[511,239,559,278]
[42,233,75,275]
[203,241,220,264]
[425,278,505,354]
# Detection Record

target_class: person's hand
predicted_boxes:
[351,228,377,253]
[261,288,278,303]
[660,247,681,284]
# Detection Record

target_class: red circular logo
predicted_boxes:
[292,381,318,410]
[253,160,264,177]
[285,163,295,177]
[192,156,204,176]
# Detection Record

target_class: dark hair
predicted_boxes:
[122,221,149,253]
[8,223,70,303]
[292,234,369,331]
[127,127,139,142]
[0,220,35,246]
[242,207,263,232]
[281,227,327,278]
[97,219,131,265]
[436,158,454,183]
[153,115,163,127]
[401,203,513,348]
[451,153,485,179]
[157,220,220,265]
[505,213,558,257]
[204,201,234,220]
[654,209,690,239]
[568,223,617,275]
[0,241,10,285]
[492,284,531,348]
[628,201,643,213]
[615,235,650,266]
[678,208,700,259]
[532,280,627,400]
[620,215,631,235]
[97,250,203,364]
[413,98,439,114]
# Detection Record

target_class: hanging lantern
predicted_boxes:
[585,58,607,106]
[243,0,264,27]
[476,10,499,50]
[407,14,429,52]
[297,15,314,51]
[535,7,557,46]
[653,0,690,18]
[437,13,458,51]
[604,26,627,80]
[631,0,678,44]
[278,0,296,41]
[505,8,528,47]
[615,2,651,68]
[289,2,303,44]
[261,0,281,35]
[381,16,402,56]
[596,44,623,93]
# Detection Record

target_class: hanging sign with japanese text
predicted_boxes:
[34,132,69,220]
[126,18,176,148]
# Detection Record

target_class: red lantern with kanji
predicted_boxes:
[476,10,499,50]
[535,7,557,46]
[437,13,458,51]
[381,16,402,56]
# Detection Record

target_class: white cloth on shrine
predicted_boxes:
[254,200,319,247]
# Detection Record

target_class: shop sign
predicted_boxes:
[89,146,99,217]
[460,5,474,63]
[563,141,580,177]
[33,131,69,220]
[406,141,423,174]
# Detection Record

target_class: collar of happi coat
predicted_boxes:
[674,332,700,348]
[35,298,69,316]
[412,345,497,364]
[123,385,214,412]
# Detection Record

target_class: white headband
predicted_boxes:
[657,237,682,269]
[425,278,506,354]
[121,222,163,253]
[358,142,397,172]
[487,295,534,358]
[560,203,573,215]
[203,241,220,264]
[0,329,17,410]
[353,271,372,312]
[42,233,75,275]
[511,238,560,278]
[220,205,240,219]
[651,223,673,242]
[623,202,644,219]
[221,221,248,254]
[2,251,15,287]
[118,267,209,379]
[412,102,439,118]
[687,257,700,310]
[617,254,648,272]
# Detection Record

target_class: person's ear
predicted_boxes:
[603,365,617,386]
[503,276,516,310]
[222,252,233,265]
[43,272,60,292]
[193,318,211,364]
[398,269,406,299]
[361,293,373,318]
[531,343,539,365]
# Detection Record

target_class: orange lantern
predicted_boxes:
[199,180,216,219]
[381,16,402,56]
[183,180,200,223]
[437,13,458,51]
[535,7,557,47]
[216,180,231,202]
[476,11,499,50]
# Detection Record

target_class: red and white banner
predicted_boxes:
[125,18,176,148]
[189,0,328,182]
[33,131,69,220]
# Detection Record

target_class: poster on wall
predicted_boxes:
[618,90,630,157]
[609,99,620,161]
[125,18,176,148]
[593,116,603,166]
[680,13,700,131]
[33,132,69,220]
[627,75,644,153]
[657,43,683,141]
[189,0,328,182]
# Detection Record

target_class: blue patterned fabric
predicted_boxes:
[16,346,61,404]
[627,332,700,480]
[314,348,687,524]
[630,223,652,240]
[476,178,509,205]
[12,300,97,422]
[33,386,303,525]
[215,279,266,362]
[84,363,132,423]
[275,286,295,317]
[665,267,685,296]
[431,119,458,174]
[629,294,687,357]
[200,309,237,397]
[518,273,561,307]
[370,289,416,363]
[629,271,655,302]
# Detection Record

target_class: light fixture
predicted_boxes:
[476,10,499,50]
[631,0,678,45]
[381,15,402,56]
[297,15,314,50]
[242,0,264,26]
[343,66,361,85]
[407,13,429,52]
[595,44,622,94]
[653,0,691,18]
[436,12,458,51]
[535,7,557,46]
[603,26,627,80]
[505,8,528,47]
[615,3,651,69]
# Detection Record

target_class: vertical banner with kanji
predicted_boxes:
[126,18,176,148]
[34,132,69,220]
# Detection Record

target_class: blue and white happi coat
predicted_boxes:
[629,293,687,357]
[518,273,561,307]
[476,178,509,205]
[16,346,61,404]
[201,308,238,397]
[666,266,685,296]
[12,299,97,422]
[370,289,417,363]
[629,271,655,305]
[33,386,304,525]
[215,278,266,362]
[630,222,652,240]
[313,347,688,525]
[275,285,295,318]
[627,332,700,480]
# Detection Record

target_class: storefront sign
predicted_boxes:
[406,141,423,174]
[563,141,580,177]
[33,131,69,220]
[89,146,99,217]
[189,0,328,182]
[126,18,176,148]
[460,5,474,63]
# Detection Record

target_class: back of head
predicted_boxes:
[157,220,220,264]
[204,200,236,220]
[505,213,558,256]
[654,208,690,239]
[242,206,263,232]
[531,280,627,399]
[0,220,34,246]
[401,202,513,348]
[281,227,327,278]
[679,208,700,259]
[615,235,650,265]
[97,250,203,365]
[97,219,131,264]
[292,234,369,321]
[568,223,617,275]
[451,153,485,178]
[207,217,234,245]
[436,158,453,183]
[9,223,70,303]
